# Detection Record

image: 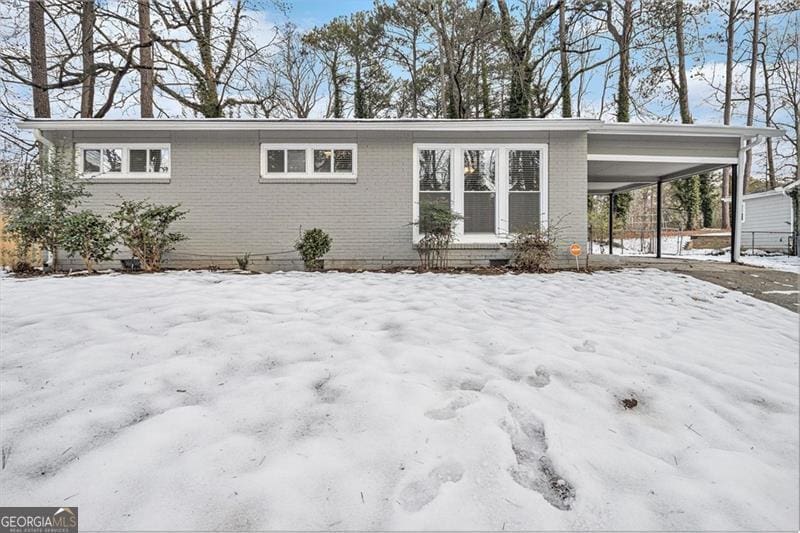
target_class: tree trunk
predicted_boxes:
[138,0,154,118]
[80,0,95,118]
[353,56,364,118]
[411,34,419,118]
[615,0,633,123]
[329,50,344,118]
[438,34,448,118]
[674,0,701,230]
[744,0,760,188]
[29,0,50,118]
[507,51,530,118]
[559,1,572,117]
[480,48,491,118]
[699,173,714,227]
[721,0,736,229]
[760,14,775,188]
[675,0,692,125]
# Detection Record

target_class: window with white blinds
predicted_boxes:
[76,144,170,178]
[261,144,357,180]
[413,144,547,243]
[508,149,541,233]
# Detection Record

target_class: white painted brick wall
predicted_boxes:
[49,128,589,271]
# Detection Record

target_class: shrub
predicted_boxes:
[295,228,332,270]
[11,261,35,274]
[236,252,251,270]
[1,147,88,271]
[110,198,188,272]
[62,210,117,272]
[507,219,563,273]
[414,202,462,270]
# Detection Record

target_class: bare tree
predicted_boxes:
[149,0,278,117]
[423,0,493,118]
[4,1,154,122]
[496,0,561,118]
[274,26,323,118]
[377,0,434,118]
[593,0,637,122]
[304,18,349,118]
[772,13,799,181]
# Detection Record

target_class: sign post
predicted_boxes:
[569,243,581,272]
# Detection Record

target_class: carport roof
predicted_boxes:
[586,122,783,194]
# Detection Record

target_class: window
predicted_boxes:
[314,150,332,173]
[508,149,541,233]
[267,150,285,173]
[76,144,170,178]
[261,144,357,180]
[413,144,547,243]
[287,150,306,173]
[418,149,451,233]
[81,148,120,174]
[463,149,497,233]
[334,150,353,173]
[129,148,170,173]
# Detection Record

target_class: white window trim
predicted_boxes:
[412,143,548,245]
[75,143,171,181]
[260,143,357,182]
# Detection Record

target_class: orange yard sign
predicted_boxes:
[569,243,582,272]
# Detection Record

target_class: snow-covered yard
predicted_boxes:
[684,250,800,274]
[593,236,800,273]
[0,270,798,531]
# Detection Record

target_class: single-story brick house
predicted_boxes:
[19,118,781,271]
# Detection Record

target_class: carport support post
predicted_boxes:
[730,163,739,263]
[656,180,663,258]
[609,192,614,255]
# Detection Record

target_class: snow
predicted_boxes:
[682,250,800,274]
[592,236,687,256]
[592,237,800,273]
[1,270,798,531]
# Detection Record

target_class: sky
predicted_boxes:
[265,0,373,28]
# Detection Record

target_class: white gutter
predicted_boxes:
[32,128,54,149]
[30,129,55,269]
[732,135,765,262]
[780,179,800,194]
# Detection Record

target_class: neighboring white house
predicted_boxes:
[742,180,798,253]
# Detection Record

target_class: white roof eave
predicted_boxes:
[589,122,783,138]
[17,118,784,139]
[17,117,602,132]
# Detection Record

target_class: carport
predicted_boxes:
[586,123,783,262]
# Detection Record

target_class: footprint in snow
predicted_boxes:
[572,340,597,353]
[425,394,476,420]
[501,403,575,511]
[458,376,488,392]
[525,366,551,388]
[397,461,464,512]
